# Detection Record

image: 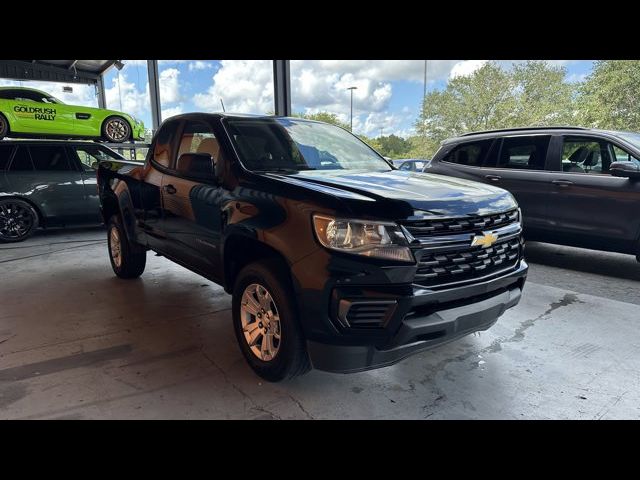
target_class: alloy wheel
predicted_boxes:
[0,202,34,240]
[109,226,122,268]
[106,118,129,142]
[240,283,282,361]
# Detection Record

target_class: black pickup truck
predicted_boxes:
[97,113,528,381]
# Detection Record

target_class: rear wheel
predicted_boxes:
[232,260,311,382]
[0,113,9,139]
[107,215,146,278]
[102,116,131,143]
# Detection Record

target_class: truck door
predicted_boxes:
[159,119,223,280]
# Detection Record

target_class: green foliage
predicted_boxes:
[415,61,577,157]
[576,61,640,131]
[375,134,412,158]
[292,111,350,130]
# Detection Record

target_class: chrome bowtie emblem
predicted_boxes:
[471,232,499,248]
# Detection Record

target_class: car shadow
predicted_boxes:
[524,241,640,282]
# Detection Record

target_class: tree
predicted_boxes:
[576,61,640,131]
[292,111,350,130]
[375,134,412,158]
[414,61,576,158]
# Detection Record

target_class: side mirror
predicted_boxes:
[610,161,640,180]
[176,153,215,178]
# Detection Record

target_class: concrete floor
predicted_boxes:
[1,227,639,419]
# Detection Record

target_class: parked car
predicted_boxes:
[392,158,430,171]
[426,126,640,260]
[0,87,145,143]
[0,140,127,242]
[98,113,527,381]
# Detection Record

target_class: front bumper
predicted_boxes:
[131,121,145,140]
[306,260,527,373]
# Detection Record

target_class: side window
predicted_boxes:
[0,145,14,171]
[561,137,613,174]
[443,140,493,167]
[73,146,121,172]
[30,146,73,171]
[609,144,640,168]
[152,121,177,168]
[9,146,34,171]
[399,162,412,170]
[496,136,550,170]
[177,121,218,162]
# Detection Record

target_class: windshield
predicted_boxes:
[225,118,392,173]
[614,132,640,151]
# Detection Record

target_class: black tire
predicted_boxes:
[0,198,39,243]
[232,259,311,382]
[0,113,9,140]
[107,214,146,279]
[102,116,131,143]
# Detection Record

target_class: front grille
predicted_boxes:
[402,209,523,289]
[402,209,518,238]
[415,238,521,287]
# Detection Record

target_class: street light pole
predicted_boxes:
[347,86,357,132]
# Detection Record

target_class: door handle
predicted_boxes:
[552,180,573,187]
[163,184,177,194]
[485,174,501,182]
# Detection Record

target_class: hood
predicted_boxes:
[260,169,517,220]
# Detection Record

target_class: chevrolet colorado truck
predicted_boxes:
[97,113,528,382]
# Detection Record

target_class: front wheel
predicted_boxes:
[102,116,131,143]
[107,215,146,278]
[232,260,311,382]
[0,199,39,243]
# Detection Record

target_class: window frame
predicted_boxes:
[438,138,497,168]
[7,145,35,172]
[547,134,640,176]
[29,144,75,172]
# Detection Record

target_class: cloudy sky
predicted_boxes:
[0,60,595,137]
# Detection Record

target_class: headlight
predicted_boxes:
[313,214,414,262]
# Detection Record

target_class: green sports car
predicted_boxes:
[0,87,144,143]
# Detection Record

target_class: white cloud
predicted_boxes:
[189,61,213,71]
[162,105,184,119]
[192,60,274,113]
[159,68,181,103]
[105,73,149,116]
[449,60,488,79]
[0,79,97,107]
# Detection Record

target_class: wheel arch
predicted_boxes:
[101,115,134,141]
[0,194,44,226]
[222,234,293,295]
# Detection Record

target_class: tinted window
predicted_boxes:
[494,136,550,170]
[443,140,493,166]
[0,145,14,170]
[9,146,33,171]
[177,121,219,162]
[73,146,121,172]
[30,146,73,171]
